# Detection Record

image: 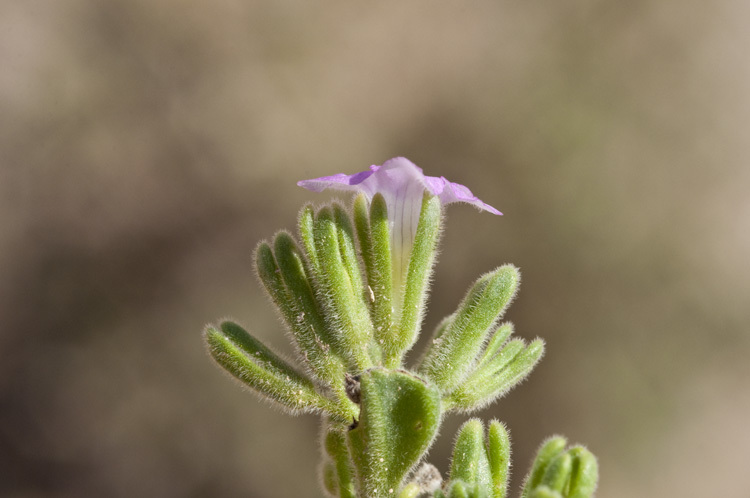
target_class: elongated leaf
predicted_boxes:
[567,447,598,498]
[521,437,567,498]
[446,339,544,412]
[419,265,520,392]
[324,426,356,498]
[450,419,492,493]
[368,193,394,353]
[204,323,339,417]
[390,194,441,366]
[256,240,352,414]
[487,421,511,498]
[314,206,376,370]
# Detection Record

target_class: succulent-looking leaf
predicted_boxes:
[419,265,520,393]
[322,460,337,496]
[313,206,376,370]
[255,239,353,415]
[391,194,442,367]
[521,438,598,498]
[445,339,545,412]
[487,421,511,498]
[450,419,492,493]
[541,453,573,493]
[324,426,356,498]
[271,233,350,385]
[529,486,563,498]
[354,193,394,351]
[347,368,441,498]
[566,447,598,498]
[448,419,511,498]
[521,437,567,498]
[204,322,339,417]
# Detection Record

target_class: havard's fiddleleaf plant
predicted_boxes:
[204,157,599,498]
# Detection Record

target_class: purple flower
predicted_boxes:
[298,157,501,216]
[298,157,500,298]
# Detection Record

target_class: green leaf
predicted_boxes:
[445,480,488,498]
[204,322,338,417]
[353,194,376,310]
[567,447,598,498]
[474,323,515,372]
[419,265,520,393]
[255,239,353,417]
[445,338,544,412]
[324,426,356,498]
[271,233,350,386]
[528,486,563,498]
[397,483,420,498]
[487,421,511,498]
[368,193,395,358]
[540,453,572,493]
[322,460,338,497]
[298,204,320,273]
[521,437,567,498]
[333,202,365,301]
[347,368,441,498]
[414,313,455,371]
[450,419,492,493]
[313,206,376,370]
[391,194,442,367]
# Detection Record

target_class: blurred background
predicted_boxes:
[2,0,748,496]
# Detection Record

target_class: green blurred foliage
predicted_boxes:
[1,1,748,497]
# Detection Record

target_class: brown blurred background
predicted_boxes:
[2,1,748,497]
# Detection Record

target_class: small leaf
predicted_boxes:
[397,483,420,498]
[540,453,572,493]
[521,437,567,498]
[368,193,395,358]
[333,202,365,300]
[298,204,320,273]
[445,480,487,498]
[204,322,338,417]
[419,265,520,393]
[567,447,598,498]
[256,239,352,416]
[314,206,376,370]
[450,419,492,493]
[414,313,455,371]
[391,194,442,367]
[272,233,350,389]
[324,426,356,498]
[321,460,337,497]
[487,421,511,498]
[528,486,563,498]
[446,339,544,412]
[474,323,515,372]
[347,368,441,498]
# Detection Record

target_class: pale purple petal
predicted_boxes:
[423,176,502,215]
[298,157,501,215]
